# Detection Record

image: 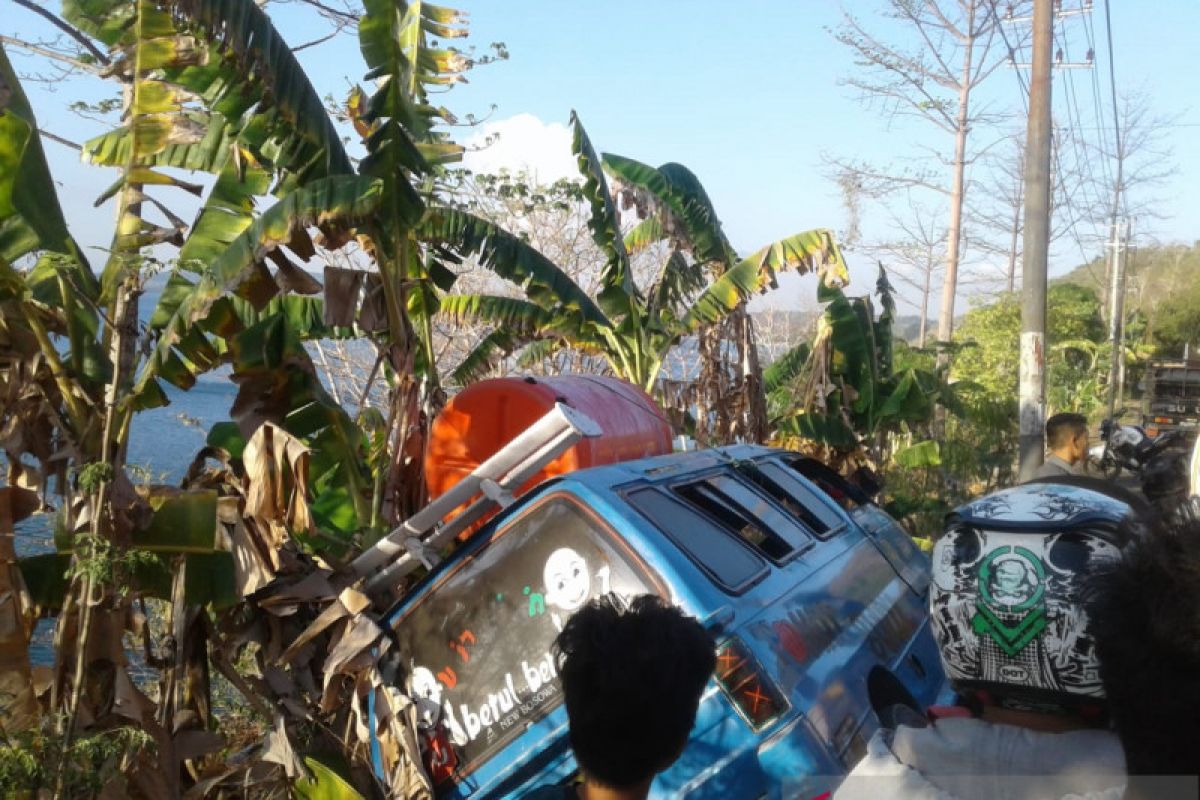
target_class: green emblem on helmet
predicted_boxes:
[971,545,1047,657]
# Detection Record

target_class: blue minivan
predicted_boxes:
[374,445,945,798]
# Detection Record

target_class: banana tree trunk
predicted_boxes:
[0,487,39,733]
[738,308,769,444]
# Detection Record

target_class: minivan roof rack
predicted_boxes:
[349,402,602,595]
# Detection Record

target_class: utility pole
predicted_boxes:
[1017,0,1054,482]
[1105,218,1132,419]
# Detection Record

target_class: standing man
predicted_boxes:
[1031,412,1090,478]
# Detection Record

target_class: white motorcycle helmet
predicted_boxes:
[1109,425,1144,451]
[932,481,1134,713]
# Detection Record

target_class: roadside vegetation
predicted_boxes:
[0,0,1188,797]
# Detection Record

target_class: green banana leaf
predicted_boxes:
[876,370,932,425]
[570,112,637,320]
[439,293,560,335]
[20,551,236,610]
[173,0,355,180]
[764,342,812,396]
[134,175,384,406]
[623,216,664,255]
[0,45,107,388]
[295,757,366,800]
[420,207,610,329]
[775,410,859,449]
[449,328,532,386]
[684,229,847,331]
[0,47,88,268]
[893,440,942,468]
[601,154,735,266]
[646,249,705,327]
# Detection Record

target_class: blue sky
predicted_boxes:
[10,0,1200,313]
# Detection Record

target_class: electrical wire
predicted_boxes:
[1101,0,1124,218]
[989,0,1032,113]
[1056,21,1109,246]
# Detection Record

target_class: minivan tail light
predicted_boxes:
[714,638,788,731]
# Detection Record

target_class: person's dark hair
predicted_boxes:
[554,595,715,789]
[1045,412,1089,450]
[1086,515,1200,777]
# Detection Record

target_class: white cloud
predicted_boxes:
[461,113,577,183]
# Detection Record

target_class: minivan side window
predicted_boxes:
[626,487,767,592]
[674,474,813,561]
[746,462,848,539]
[781,456,870,513]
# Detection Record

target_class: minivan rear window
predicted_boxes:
[389,495,659,782]
[746,462,847,538]
[626,487,767,591]
[674,474,813,560]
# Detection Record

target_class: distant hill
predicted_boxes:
[894,315,933,344]
[1055,241,1200,315]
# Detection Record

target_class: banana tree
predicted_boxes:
[424,112,848,445]
[2,0,390,788]
[769,266,966,466]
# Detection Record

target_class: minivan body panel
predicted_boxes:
[376,446,945,798]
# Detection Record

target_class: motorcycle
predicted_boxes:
[1093,417,1189,479]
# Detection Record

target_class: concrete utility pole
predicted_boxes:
[1017,0,1055,482]
[1105,218,1132,419]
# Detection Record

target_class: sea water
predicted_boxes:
[13,275,240,664]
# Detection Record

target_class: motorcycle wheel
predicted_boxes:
[1101,456,1123,480]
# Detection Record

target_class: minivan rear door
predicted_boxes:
[383,493,665,796]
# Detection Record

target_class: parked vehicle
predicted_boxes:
[1140,358,1200,441]
[371,445,945,799]
[1094,417,1188,479]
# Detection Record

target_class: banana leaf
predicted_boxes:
[449,328,532,387]
[173,0,355,180]
[684,229,847,331]
[570,112,637,320]
[601,154,735,266]
[133,175,384,406]
[893,440,942,468]
[439,293,561,335]
[775,410,859,449]
[419,207,610,329]
[764,342,812,396]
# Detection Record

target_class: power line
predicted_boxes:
[1056,21,1108,245]
[1081,9,1115,189]
[1102,0,1123,216]
[991,0,1031,114]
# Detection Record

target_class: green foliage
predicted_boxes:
[294,757,367,800]
[769,274,956,455]
[953,284,1106,416]
[0,724,155,795]
[432,114,847,393]
[1152,278,1200,356]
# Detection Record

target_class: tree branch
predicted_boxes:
[292,0,359,23]
[8,0,110,66]
[0,34,103,74]
[38,127,81,150]
[291,30,338,52]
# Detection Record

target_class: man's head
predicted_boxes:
[1046,412,1090,465]
[1086,513,1200,777]
[554,595,715,793]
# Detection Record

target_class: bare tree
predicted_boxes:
[966,130,1091,294]
[831,0,1023,355]
[1091,91,1177,308]
[868,200,947,347]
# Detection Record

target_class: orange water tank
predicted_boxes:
[424,376,674,506]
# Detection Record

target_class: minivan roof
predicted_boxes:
[559,443,785,486]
